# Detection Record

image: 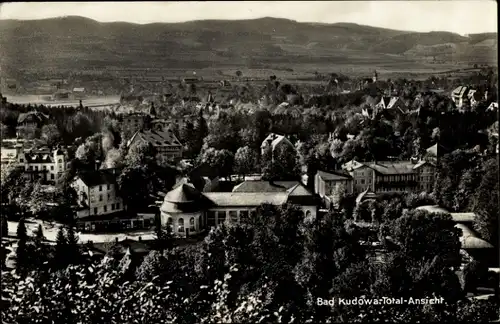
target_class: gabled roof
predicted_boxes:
[286,183,312,196]
[76,169,120,187]
[204,192,289,207]
[452,86,470,98]
[261,133,293,151]
[17,111,49,124]
[232,180,300,193]
[316,170,352,181]
[23,152,54,163]
[365,161,425,175]
[129,129,182,147]
[342,159,366,171]
[425,143,450,157]
[378,97,391,108]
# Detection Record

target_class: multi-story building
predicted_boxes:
[16,110,49,137]
[127,129,183,162]
[160,180,319,237]
[341,159,436,193]
[314,170,354,207]
[71,168,127,229]
[17,147,67,183]
[122,112,151,136]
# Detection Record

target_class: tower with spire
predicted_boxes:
[148,101,156,118]
[372,70,378,83]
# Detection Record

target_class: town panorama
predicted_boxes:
[0,2,499,322]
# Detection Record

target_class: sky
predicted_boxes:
[0,1,497,35]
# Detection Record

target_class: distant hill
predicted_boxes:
[0,16,497,75]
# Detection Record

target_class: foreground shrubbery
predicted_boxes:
[2,205,499,323]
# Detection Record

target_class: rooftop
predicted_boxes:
[232,180,301,193]
[316,170,352,181]
[204,192,289,207]
[76,168,120,187]
[164,183,204,204]
[131,129,182,147]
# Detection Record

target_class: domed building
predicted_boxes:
[160,179,320,237]
[160,183,213,236]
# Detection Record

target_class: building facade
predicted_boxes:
[160,181,319,237]
[127,129,183,162]
[314,170,354,207]
[341,159,436,194]
[71,169,126,221]
[17,148,67,183]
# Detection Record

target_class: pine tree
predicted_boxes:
[15,218,28,275]
[54,226,67,269]
[66,223,80,265]
[33,224,47,268]
[1,214,8,238]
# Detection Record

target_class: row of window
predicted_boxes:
[206,210,251,228]
[98,184,112,191]
[20,158,63,163]
[79,218,153,232]
[92,202,121,215]
[166,217,195,233]
[90,192,115,203]
[26,165,63,171]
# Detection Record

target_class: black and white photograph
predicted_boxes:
[0,1,499,322]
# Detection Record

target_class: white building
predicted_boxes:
[71,168,126,223]
[17,148,67,183]
[160,180,319,237]
[341,159,435,193]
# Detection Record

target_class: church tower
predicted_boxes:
[372,70,378,83]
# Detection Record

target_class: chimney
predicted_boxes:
[138,236,142,242]
[115,237,119,243]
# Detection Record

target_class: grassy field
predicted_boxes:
[4,95,120,108]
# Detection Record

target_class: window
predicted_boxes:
[361,179,365,184]
[35,166,38,171]
[99,195,103,202]
[43,165,47,170]
[99,185,102,191]
[107,184,110,190]
[167,217,173,229]
[51,174,55,180]
[111,204,115,210]
[51,166,54,170]
[178,218,185,232]
[108,193,111,200]
[306,210,312,218]
[94,207,98,215]
[229,210,238,223]
[20,159,24,163]
[104,205,107,212]
[190,217,195,231]
[116,203,120,209]
[58,159,62,163]
[217,211,226,225]
[207,211,216,227]
[240,210,249,222]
